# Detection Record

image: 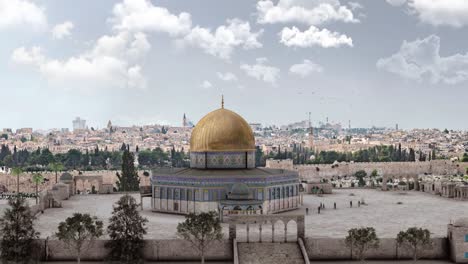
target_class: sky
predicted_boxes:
[1,0,468,130]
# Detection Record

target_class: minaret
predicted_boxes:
[308,112,314,150]
[183,113,187,127]
[221,94,224,109]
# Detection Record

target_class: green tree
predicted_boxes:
[354,170,367,187]
[11,167,23,194]
[56,213,104,264]
[345,227,379,262]
[462,153,468,162]
[409,148,416,162]
[177,211,223,264]
[396,227,432,261]
[0,197,40,263]
[116,150,140,192]
[106,195,148,263]
[48,162,64,184]
[31,173,44,204]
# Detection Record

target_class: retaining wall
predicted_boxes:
[266,160,468,180]
[304,237,448,260]
[40,239,232,261]
[36,237,450,261]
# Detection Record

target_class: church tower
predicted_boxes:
[183,113,187,127]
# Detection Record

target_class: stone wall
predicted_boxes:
[266,159,468,181]
[34,237,451,261]
[237,242,304,264]
[0,170,152,194]
[448,223,468,263]
[304,237,448,260]
[41,239,233,261]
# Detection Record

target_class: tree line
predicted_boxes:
[0,143,188,171]
[269,143,440,164]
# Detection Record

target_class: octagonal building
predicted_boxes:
[150,101,302,216]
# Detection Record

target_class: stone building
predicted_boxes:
[455,183,468,200]
[448,218,468,263]
[150,102,302,216]
[302,181,332,194]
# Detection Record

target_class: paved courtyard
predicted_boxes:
[34,193,191,239]
[31,189,468,239]
[300,188,468,238]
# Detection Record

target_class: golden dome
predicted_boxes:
[190,108,255,152]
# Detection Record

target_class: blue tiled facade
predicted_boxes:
[190,151,255,169]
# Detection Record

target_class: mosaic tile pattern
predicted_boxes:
[190,151,255,169]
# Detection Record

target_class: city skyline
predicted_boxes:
[2,0,468,130]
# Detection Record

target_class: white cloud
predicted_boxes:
[377,35,468,85]
[11,31,150,90]
[0,0,47,31]
[11,46,45,65]
[201,80,213,89]
[280,26,352,48]
[289,59,323,77]
[92,31,151,61]
[217,72,238,81]
[52,21,74,39]
[240,58,280,85]
[183,19,263,60]
[408,0,468,27]
[388,0,468,27]
[111,0,192,36]
[111,1,262,60]
[256,0,358,26]
[348,2,363,11]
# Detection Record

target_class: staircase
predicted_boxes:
[237,242,305,264]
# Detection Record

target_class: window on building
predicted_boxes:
[258,189,263,200]
[161,187,166,199]
[174,188,180,200]
[181,189,186,201]
[154,187,160,198]
[194,189,200,201]
[465,234,468,242]
[187,189,192,201]
[204,190,209,201]
[168,188,173,200]
[464,252,468,258]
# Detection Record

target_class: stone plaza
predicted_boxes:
[27,188,468,240]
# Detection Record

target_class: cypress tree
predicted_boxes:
[0,197,40,263]
[106,195,147,264]
[117,150,140,192]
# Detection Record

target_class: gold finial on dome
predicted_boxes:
[221,94,224,109]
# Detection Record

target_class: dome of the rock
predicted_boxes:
[190,108,255,152]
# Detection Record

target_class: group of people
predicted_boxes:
[305,199,365,215]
